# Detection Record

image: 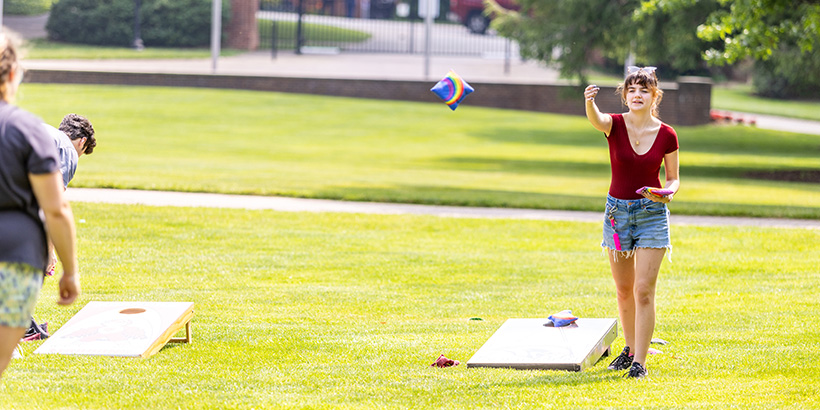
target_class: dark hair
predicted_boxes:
[616,70,664,118]
[59,114,96,155]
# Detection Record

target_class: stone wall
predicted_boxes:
[25,70,712,125]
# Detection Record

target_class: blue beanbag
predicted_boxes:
[547,310,579,327]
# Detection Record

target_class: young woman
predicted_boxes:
[584,66,680,378]
[0,34,80,378]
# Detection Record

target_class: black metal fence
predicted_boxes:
[258,0,517,57]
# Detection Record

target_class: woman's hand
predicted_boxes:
[584,85,600,101]
[640,189,674,204]
[58,272,80,305]
[584,85,611,134]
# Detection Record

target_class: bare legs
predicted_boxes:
[0,325,27,378]
[609,247,665,366]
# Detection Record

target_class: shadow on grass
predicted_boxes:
[315,185,604,212]
[468,127,602,147]
[471,365,620,387]
[470,124,820,160]
[432,157,820,187]
[432,157,607,176]
[314,185,820,219]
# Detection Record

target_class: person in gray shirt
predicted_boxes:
[24,115,95,341]
[45,115,95,274]
[45,114,96,189]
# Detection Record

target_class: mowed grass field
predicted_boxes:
[18,83,820,219]
[2,202,819,409]
[2,83,818,408]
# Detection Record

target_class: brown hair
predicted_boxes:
[59,114,97,155]
[0,35,21,103]
[616,69,664,118]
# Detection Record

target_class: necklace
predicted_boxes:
[634,138,640,146]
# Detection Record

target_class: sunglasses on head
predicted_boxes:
[627,66,657,76]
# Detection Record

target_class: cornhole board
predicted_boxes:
[467,318,617,371]
[34,301,193,358]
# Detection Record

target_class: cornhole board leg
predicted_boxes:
[169,321,192,344]
[466,318,618,371]
[34,301,194,358]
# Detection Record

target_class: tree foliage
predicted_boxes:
[489,0,819,98]
[487,0,638,82]
[3,0,52,16]
[633,0,724,74]
[643,0,820,98]
[693,0,820,65]
[487,0,722,82]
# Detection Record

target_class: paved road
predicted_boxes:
[67,188,820,229]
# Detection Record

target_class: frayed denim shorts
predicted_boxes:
[602,195,671,255]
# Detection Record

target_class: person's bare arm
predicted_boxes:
[584,85,612,135]
[641,150,680,204]
[29,171,79,305]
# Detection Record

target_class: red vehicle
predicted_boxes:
[450,0,519,34]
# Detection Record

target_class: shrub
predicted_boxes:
[752,46,820,99]
[3,0,52,15]
[45,0,230,48]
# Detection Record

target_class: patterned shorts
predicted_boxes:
[0,262,43,328]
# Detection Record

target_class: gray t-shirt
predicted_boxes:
[44,123,78,188]
[0,102,60,271]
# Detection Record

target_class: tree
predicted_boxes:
[645,0,820,98]
[633,0,724,74]
[487,0,722,82]
[694,0,820,65]
[487,0,638,82]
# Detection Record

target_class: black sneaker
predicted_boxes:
[624,362,648,379]
[21,318,50,342]
[607,346,633,370]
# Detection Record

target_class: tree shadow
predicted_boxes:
[467,124,820,160]
[315,185,604,211]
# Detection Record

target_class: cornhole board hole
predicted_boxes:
[34,301,193,358]
[467,318,617,371]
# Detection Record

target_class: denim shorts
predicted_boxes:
[0,262,43,328]
[601,195,671,254]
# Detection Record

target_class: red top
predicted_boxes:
[606,114,679,200]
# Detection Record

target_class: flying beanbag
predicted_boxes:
[430,70,474,111]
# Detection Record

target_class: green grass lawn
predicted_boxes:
[19,83,820,220]
[257,19,372,49]
[712,83,820,122]
[2,202,818,408]
[21,21,370,58]
[21,38,243,60]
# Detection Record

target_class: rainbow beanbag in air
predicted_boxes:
[547,310,579,327]
[430,70,474,111]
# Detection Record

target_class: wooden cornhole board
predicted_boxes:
[34,301,193,358]
[467,318,618,371]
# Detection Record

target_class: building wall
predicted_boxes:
[26,70,711,125]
